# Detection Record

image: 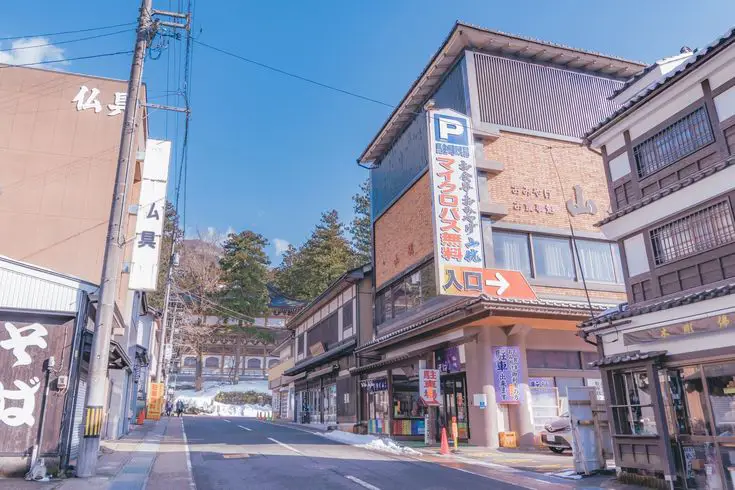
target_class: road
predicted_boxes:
[183,417,525,490]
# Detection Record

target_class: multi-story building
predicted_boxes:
[0,64,170,467]
[582,28,735,489]
[353,22,644,447]
[283,264,372,429]
[268,337,294,420]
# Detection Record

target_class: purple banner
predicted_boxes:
[436,346,461,373]
[493,346,522,404]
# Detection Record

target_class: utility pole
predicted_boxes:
[155,247,175,382]
[76,0,155,477]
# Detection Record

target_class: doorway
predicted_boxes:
[441,373,469,440]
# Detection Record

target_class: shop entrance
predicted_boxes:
[441,373,469,440]
[663,361,735,489]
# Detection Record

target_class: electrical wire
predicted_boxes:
[0,50,133,69]
[173,285,257,324]
[0,28,133,53]
[0,22,137,42]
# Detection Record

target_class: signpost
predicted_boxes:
[419,369,441,407]
[147,382,165,420]
[440,266,537,300]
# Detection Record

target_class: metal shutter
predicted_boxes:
[69,376,87,463]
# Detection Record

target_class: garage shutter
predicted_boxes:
[68,375,87,463]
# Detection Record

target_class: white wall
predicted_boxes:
[608,152,632,181]
[714,85,735,121]
[623,234,650,277]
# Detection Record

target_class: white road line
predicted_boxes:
[237,425,252,431]
[224,419,231,423]
[345,475,381,490]
[181,418,197,490]
[267,437,303,455]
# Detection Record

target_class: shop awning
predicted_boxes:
[82,331,133,370]
[589,350,666,368]
[349,354,413,375]
[283,338,356,377]
[305,364,338,381]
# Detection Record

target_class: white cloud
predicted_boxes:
[0,37,67,67]
[273,238,290,256]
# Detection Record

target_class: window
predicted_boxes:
[527,350,582,370]
[532,235,575,280]
[610,370,658,435]
[247,358,261,369]
[183,357,196,367]
[376,260,437,325]
[634,106,714,178]
[205,357,219,368]
[576,239,623,283]
[342,299,353,331]
[650,201,735,265]
[493,231,532,277]
[297,333,304,356]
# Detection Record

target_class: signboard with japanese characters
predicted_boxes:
[623,312,735,345]
[0,314,75,456]
[360,377,388,393]
[493,346,522,404]
[435,346,461,373]
[72,85,127,116]
[129,139,172,291]
[427,109,484,293]
[441,266,537,300]
[419,368,441,407]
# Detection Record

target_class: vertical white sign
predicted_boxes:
[129,139,171,291]
[427,109,484,294]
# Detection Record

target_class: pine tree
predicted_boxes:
[274,210,357,301]
[348,178,371,265]
[219,231,271,318]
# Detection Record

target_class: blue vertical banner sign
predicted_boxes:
[493,346,522,404]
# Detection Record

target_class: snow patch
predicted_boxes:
[317,430,422,456]
[173,380,272,416]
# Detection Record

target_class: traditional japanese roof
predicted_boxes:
[357,294,615,353]
[267,284,307,312]
[589,350,667,368]
[580,282,735,329]
[358,21,644,164]
[286,263,372,329]
[282,338,357,376]
[585,27,735,142]
[597,155,735,226]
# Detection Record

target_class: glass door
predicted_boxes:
[441,374,470,440]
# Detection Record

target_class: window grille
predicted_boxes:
[633,107,714,178]
[650,201,735,265]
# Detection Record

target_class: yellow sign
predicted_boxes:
[147,382,164,420]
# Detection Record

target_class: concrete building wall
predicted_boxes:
[373,173,434,289]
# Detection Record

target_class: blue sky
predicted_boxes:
[2,1,734,263]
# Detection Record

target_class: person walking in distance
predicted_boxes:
[176,399,185,417]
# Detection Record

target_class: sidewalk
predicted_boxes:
[0,416,193,490]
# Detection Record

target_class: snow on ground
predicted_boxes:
[317,430,422,456]
[173,379,272,416]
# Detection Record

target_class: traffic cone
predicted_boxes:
[440,427,450,455]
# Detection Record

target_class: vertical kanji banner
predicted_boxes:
[426,109,484,296]
[129,139,172,292]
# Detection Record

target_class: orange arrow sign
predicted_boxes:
[440,266,537,300]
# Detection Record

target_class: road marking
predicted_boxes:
[181,418,197,490]
[267,437,302,455]
[224,419,231,423]
[345,475,381,490]
[237,425,252,431]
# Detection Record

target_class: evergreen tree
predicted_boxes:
[274,210,357,301]
[219,231,271,318]
[348,178,371,265]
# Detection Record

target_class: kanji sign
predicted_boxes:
[72,85,127,116]
[623,311,735,345]
[129,139,171,291]
[493,346,522,404]
[440,266,537,300]
[427,109,484,295]
[419,369,441,407]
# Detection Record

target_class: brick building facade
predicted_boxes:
[353,22,644,448]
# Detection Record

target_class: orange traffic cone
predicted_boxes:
[440,427,450,455]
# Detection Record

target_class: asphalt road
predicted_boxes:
[183,416,525,490]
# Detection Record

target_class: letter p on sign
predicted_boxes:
[434,114,468,145]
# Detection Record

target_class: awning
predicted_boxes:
[589,350,666,368]
[82,331,133,370]
[350,354,413,375]
[283,338,356,376]
[306,364,338,381]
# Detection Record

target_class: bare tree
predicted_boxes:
[175,233,225,391]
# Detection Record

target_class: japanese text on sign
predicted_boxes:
[428,109,484,296]
[493,346,522,404]
[72,85,127,116]
[419,369,441,407]
[128,139,172,292]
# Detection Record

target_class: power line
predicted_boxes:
[0,29,133,53]
[0,22,137,42]
[193,39,576,152]
[173,285,257,323]
[0,50,133,69]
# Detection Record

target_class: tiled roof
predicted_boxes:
[589,350,666,368]
[581,282,735,328]
[597,156,735,226]
[282,338,356,376]
[357,294,615,352]
[585,27,735,141]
